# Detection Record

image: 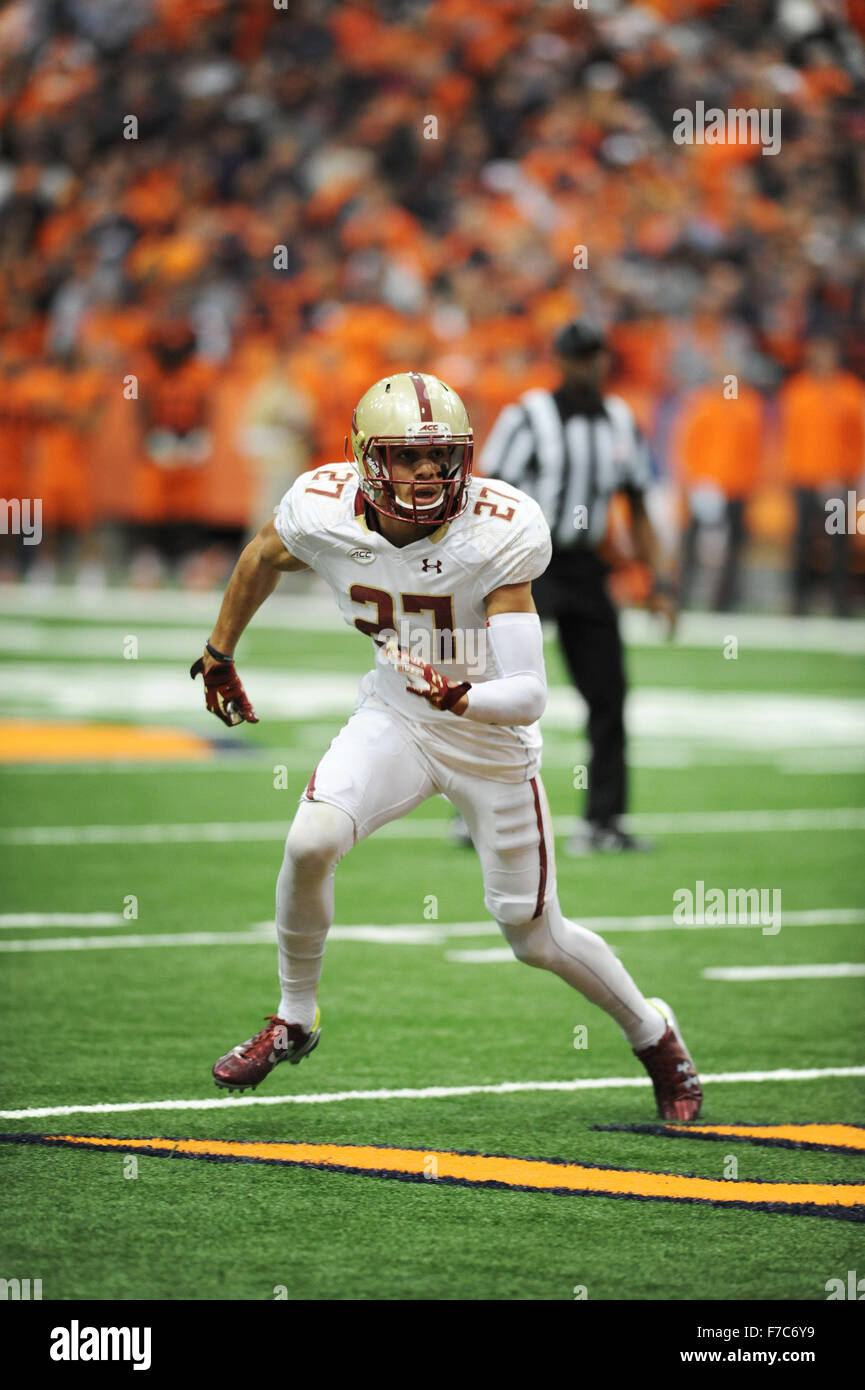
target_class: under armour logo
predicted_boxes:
[422,559,443,574]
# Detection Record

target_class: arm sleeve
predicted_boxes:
[462,611,547,726]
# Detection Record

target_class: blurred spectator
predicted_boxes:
[130,317,218,578]
[673,371,768,611]
[0,0,862,599]
[779,336,865,616]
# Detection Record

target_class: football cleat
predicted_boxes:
[212,1008,321,1092]
[634,997,703,1121]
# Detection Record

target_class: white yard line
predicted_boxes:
[2,585,863,652]
[0,930,277,953]
[1,1065,863,1122]
[0,913,125,929]
[2,668,864,747]
[1,908,861,953]
[0,586,341,629]
[448,949,515,964]
[3,807,864,847]
[2,755,326,776]
[5,742,865,776]
[0,925,446,953]
[0,622,236,659]
[453,951,865,970]
[703,964,865,981]
[575,909,865,931]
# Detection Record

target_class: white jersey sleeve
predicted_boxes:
[467,481,552,597]
[273,465,357,568]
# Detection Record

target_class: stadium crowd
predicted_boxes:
[1,0,863,608]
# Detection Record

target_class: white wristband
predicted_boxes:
[463,612,547,725]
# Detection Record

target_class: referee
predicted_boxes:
[479,320,676,854]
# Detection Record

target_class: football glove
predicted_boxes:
[190,656,259,726]
[380,636,470,713]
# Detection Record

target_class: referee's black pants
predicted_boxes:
[532,550,627,826]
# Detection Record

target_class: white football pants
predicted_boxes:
[275,695,665,1051]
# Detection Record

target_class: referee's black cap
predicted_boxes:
[553,319,607,358]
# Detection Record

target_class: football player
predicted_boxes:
[193,372,702,1120]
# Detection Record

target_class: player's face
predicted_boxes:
[388,444,450,509]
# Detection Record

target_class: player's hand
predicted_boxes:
[190,651,259,726]
[646,590,678,641]
[379,637,471,714]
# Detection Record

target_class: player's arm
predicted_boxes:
[384,581,546,724]
[457,581,546,723]
[207,517,307,660]
[191,518,308,726]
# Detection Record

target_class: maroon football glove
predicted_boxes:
[380,638,470,713]
[190,657,259,726]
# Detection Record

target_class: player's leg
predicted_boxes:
[448,772,701,1118]
[212,698,437,1089]
[448,773,660,1042]
[274,799,354,1032]
[274,702,437,1029]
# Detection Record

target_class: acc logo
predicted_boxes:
[405,421,452,439]
[348,547,375,565]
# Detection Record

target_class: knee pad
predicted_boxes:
[485,885,540,929]
[284,799,354,874]
[496,912,551,970]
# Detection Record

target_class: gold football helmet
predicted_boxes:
[348,371,473,524]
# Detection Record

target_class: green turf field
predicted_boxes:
[1,590,863,1300]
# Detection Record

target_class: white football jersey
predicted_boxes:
[274,467,552,781]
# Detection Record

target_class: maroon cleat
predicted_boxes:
[212,1010,321,1093]
[634,998,703,1121]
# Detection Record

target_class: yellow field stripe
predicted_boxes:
[0,721,211,762]
[599,1121,865,1154]
[675,1122,865,1151]
[25,1133,865,1217]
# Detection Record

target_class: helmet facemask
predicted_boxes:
[349,372,474,525]
[353,422,473,526]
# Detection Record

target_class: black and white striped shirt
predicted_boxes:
[479,388,651,550]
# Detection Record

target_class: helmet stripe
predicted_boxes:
[408,371,433,421]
